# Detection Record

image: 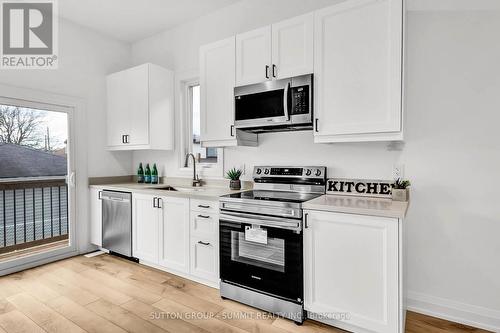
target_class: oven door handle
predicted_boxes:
[220,213,301,232]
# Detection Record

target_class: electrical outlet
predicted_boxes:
[393,164,404,180]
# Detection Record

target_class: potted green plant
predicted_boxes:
[226,167,242,190]
[392,178,411,202]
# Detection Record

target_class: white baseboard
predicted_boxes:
[407,291,500,332]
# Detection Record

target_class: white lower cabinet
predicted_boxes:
[89,187,102,247]
[190,236,218,283]
[131,193,219,286]
[132,193,159,263]
[189,199,219,285]
[158,196,190,273]
[304,210,403,333]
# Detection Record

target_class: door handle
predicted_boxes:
[283,82,291,121]
[265,65,269,79]
[272,64,277,78]
[157,198,162,209]
[198,204,210,209]
[153,197,157,208]
[98,191,102,200]
[197,214,210,219]
[304,213,309,229]
[122,135,125,144]
[315,119,319,132]
[198,241,211,246]
[230,125,235,137]
[125,135,130,143]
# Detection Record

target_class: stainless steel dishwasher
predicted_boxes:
[101,190,133,259]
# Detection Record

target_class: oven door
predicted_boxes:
[219,212,303,303]
[234,78,292,129]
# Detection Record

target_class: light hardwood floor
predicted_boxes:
[0,254,491,333]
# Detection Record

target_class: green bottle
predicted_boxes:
[144,163,151,184]
[151,163,158,184]
[137,163,144,183]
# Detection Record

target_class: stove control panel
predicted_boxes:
[253,166,326,179]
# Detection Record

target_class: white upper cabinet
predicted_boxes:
[272,12,314,79]
[106,63,174,150]
[236,26,272,86]
[314,0,404,142]
[304,210,400,333]
[200,37,258,147]
[236,15,314,86]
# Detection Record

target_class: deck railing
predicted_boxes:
[0,178,68,254]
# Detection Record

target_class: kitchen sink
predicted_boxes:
[155,186,178,191]
[154,186,205,192]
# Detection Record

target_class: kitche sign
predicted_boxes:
[326,178,393,198]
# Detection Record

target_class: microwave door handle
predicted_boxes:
[283,82,291,121]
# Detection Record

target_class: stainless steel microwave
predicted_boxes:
[234,74,313,133]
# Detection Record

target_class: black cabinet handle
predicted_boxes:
[315,119,319,132]
[153,197,157,208]
[98,191,102,200]
[197,214,210,219]
[198,241,211,246]
[157,198,162,209]
[265,65,269,79]
[230,125,235,137]
[125,135,130,143]
[198,205,210,209]
[272,64,276,78]
[122,135,125,144]
[304,213,309,228]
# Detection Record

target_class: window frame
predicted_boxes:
[176,70,223,179]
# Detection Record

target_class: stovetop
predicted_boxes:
[221,190,323,204]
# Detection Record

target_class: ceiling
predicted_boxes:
[58,0,241,42]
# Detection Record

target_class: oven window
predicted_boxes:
[235,89,285,121]
[230,230,285,272]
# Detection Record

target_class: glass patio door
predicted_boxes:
[0,96,76,269]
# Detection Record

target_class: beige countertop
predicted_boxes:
[89,182,244,200]
[303,194,409,219]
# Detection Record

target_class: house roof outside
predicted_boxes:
[0,143,67,179]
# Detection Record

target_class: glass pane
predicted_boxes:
[190,85,217,163]
[230,230,285,272]
[235,89,285,121]
[0,104,69,258]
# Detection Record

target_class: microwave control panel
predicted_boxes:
[291,86,309,115]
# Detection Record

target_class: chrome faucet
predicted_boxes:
[184,153,202,187]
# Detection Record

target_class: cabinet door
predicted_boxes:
[190,236,218,283]
[314,0,403,140]
[272,12,314,79]
[304,210,399,333]
[106,70,130,147]
[127,64,150,146]
[236,26,272,86]
[158,196,190,273]
[89,188,102,247]
[200,37,236,145]
[132,193,159,263]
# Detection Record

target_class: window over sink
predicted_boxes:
[177,71,223,178]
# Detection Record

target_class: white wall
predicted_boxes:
[131,0,500,330]
[0,18,133,177]
[0,18,133,254]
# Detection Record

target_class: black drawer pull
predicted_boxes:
[198,241,211,246]
[197,214,210,219]
[198,205,210,208]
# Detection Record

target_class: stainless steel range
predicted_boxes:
[219,166,326,324]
